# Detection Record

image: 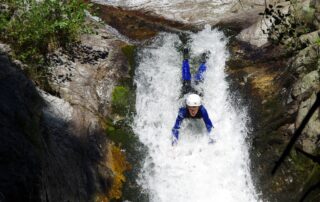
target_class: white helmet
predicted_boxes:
[186,94,201,107]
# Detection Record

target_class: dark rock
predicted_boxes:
[0,53,43,202]
[0,51,114,202]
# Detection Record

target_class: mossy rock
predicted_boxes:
[121,45,136,77]
[111,86,130,116]
[301,6,316,24]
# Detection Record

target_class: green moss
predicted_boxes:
[104,43,147,201]
[290,150,314,172]
[121,45,136,77]
[290,149,320,201]
[102,118,139,156]
[111,86,130,116]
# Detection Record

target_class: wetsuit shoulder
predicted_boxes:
[178,107,188,118]
[199,105,214,132]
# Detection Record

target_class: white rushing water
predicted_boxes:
[133,26,259,202]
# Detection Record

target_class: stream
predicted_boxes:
[133,27,259,202]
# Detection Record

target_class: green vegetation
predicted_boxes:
[111,86,130,116]
[0,0,91,65]
[121,45,136,77]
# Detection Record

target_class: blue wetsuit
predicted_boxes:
[182,59,207,95]
[172,58,213,142]
[172,105,214,140]
[182,59,207,82]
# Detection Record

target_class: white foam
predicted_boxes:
[133,26,259,202]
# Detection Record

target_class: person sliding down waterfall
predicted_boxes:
[171,48,215,146]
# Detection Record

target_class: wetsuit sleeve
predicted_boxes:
[172,108,187,139]
[182,59,191,81]
[200,106,214,134]
[194,63,207,82]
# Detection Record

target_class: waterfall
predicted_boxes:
[133,26,259,202]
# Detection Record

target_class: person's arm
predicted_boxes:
[200,106,215,144]
[172,108,187,144]
[200,105,214,134]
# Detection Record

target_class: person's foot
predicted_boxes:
[183,48,190,60]
[178,32,191,45]
[200,50,211,63]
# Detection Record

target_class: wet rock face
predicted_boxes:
[226,1,320,200]
[46,26,130,120]
[226,33,319,201]
[0,52,43,202]
[42,21,133,201]
[39,91,113,202]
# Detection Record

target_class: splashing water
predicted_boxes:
[133,26,259,202]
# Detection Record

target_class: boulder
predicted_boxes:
[47,26,129,119]
[291,44,320,75]
[292,70,320,98]
[236,2,290,47]
[236,18,270,47]
[295,92,320,153]
[299,30,320,45]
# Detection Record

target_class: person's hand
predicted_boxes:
[172,137,178,146]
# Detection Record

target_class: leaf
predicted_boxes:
[274,17,281,25]
[265,8,270,15]
[289,30,294,37]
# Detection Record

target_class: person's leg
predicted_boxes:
[194,62,207,83]
[182,59,192,95]
[193,60,207,97]
[182,59,191,81]
[194,51,210,83]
